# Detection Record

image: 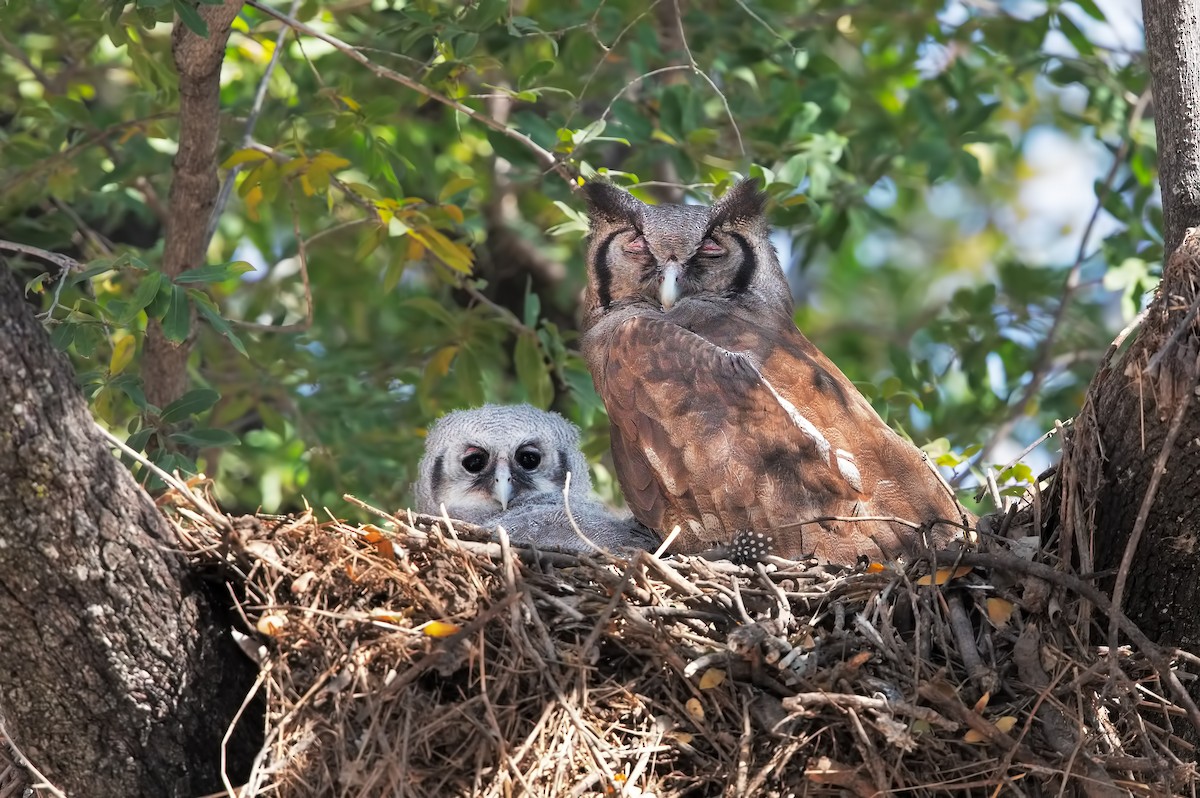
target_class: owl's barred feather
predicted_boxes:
[580,179,974,564]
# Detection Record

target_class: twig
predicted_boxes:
[960,87,1152,483]
[597,65,692,127]
[0,112,175,197]
[245,0,573,185]
[95,423,233,533]
[0,239,82,275]
[1145,293,1200,377]
[671,0,745,156]
[1107,351,1199,679]
[0,715,68,798]
[230,194,314,333]
[206,0,302,249]
[936,549,1200,735]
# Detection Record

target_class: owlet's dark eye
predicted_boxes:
[624,234,647,255]
[700,238,724,256]
[461,450,488,473]
[516,448,542,470]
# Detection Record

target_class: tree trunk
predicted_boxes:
[143,0,242,411]
[0,266,253,796]
[1057,0,1200,733]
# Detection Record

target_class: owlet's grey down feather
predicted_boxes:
[415,404,660,553]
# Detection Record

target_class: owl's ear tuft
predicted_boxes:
[582,180,643,224]
[710,178,768,227]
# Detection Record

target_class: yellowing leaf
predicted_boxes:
[963,716,1018,744]
[685,697,705,721]
[987,598,1015,626]
[423,620,461,638]
[369,609,406,624]
[406,236,426,262]
[442,203,465,224]
[427,346,458,379]
[438,176,475,202]
[310,151,351,172]
[917,566,974,586]
[244,185,264,221]
[994,716,1018,733]
[109,334,136,376]
[257,613,288,636]
[339,94,361,111]
[221,148,269,169]
[698,668,726,690]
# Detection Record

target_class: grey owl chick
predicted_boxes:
[414,404,659,553]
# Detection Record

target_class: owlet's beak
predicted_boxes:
[659,262,682,310]
[492,458,513,510]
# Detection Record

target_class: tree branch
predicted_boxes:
[143,0,243,411]
[244,0,574,186]
[1144,0,1200,256]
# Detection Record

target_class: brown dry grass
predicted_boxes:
[151,491,1199,798]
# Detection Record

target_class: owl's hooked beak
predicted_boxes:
[492,458,514,510]
[659,262,682,310]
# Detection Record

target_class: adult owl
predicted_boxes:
[414,404,659,552]
[579,179,971,564]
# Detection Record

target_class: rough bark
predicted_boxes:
[1056,0,1200,738]
[143,0,242,410]
[0,266,253,795]
[1143,0,1200,256]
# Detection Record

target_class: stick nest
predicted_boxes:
[169,496,1199,797]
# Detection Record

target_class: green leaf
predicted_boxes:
[523,288,540,329]
[173,261,255,284]
[50,323,76,351]
[401,296,458,327]
[190,290,248,357]
[108,374,150,410]
[125,271,164,321]
[169,428,240,447]
[514,332,553,409]
[160,388,220,424]
[161,284,190,343]
[172,0,209,37]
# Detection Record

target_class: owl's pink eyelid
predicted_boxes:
[624,235,648,254]
[700,239,724,255]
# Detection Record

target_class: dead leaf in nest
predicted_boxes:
[846,651,872,670]
[917,566,973,586]
[422,620,461,638]
[359,524,397,561]
[963,715,1018,743]
[698,668,726,689]
[369,609,408,625]
[866,562,887,573]
[686,698,705,721]
[986,598,1015,626]
[972,692,990,713]
[245,539,285,569]
[257,613,288,636]
[291,571,317,595]
[669,730,694,745]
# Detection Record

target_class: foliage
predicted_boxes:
[0,0,1157,516]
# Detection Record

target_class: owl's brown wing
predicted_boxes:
[598,313,866,556]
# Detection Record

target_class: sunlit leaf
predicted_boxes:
[916,566,974,586]
[160,388,220,424]
[423,620,461,638]
[109,335,136,376]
